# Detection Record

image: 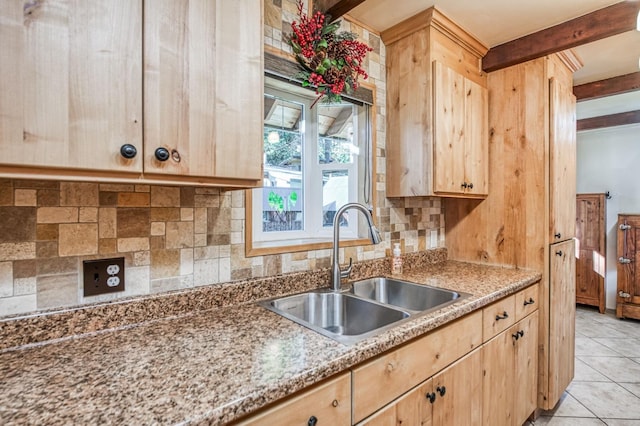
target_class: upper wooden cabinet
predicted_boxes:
[143,0,263,181]
[382,8,489,198]
[0,1,143,173]
[0,0,263,187]
[549,77,577,241]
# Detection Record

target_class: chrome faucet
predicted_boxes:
[331,203,382,291]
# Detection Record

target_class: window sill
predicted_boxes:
[245,237,372,257]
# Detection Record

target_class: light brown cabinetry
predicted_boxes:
[235,372,351,426]
[0,0,263,188]
[0,0,143,174]
[483,311,539,426]
[382,8,489,198]
[445,52,581,410]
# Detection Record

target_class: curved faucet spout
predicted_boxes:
[331,203,382,291]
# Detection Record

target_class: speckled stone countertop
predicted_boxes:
[0,259,540,425]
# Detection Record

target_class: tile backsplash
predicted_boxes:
[0,0,445,318]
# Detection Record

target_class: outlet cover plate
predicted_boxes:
[83,257,125,297]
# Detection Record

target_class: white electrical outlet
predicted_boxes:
[107,276,120,287]
[106,264,120,275]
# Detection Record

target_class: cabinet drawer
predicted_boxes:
[236,372,351,426]
[352,310,482,423]
[515,283,540,321]
[482,294,516,342]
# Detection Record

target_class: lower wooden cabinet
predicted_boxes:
[482,311,538,426]
[358,349,483,426]
[235,372,351,426]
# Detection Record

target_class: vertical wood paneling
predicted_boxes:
[144,0,263,180]
[464,76,488,195]
[0,0,143,172]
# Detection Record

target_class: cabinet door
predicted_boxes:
[514,311,539,425]
[144,0,263,180]
[482,328,514,426]
[432,349,483,426]
[433,61,466,195]
[237,372,351,426]
[616,214,640,319]
[0,0,143,172]
[549,77,577,241]
[548,239,576,406]
[358,380,433,426]
[463,77,488,196]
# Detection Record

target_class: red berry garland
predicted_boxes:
[286,0,373,106]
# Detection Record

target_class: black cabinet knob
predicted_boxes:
[468,182,473,189]
[512,332,520,340]
[436,386,446,397]
[495,311,509,321]
[555,232,562,239]
[155,147,170,162]
[308,416,318,426]
[523,298,535,306]
[556,251,563,257]
[426,392,436,403]
[518,330,525,338]
[461,182,468,189]
[120,144,137,159]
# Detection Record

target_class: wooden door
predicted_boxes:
[549,77,577,242]
[616,214,640,319]
[0,0,143,173]
[432,349,482,426]
[513,311,538,426]
[144,0,263,180]
[358,380,433,426]
[433,61,466,195]
[576,194,606,313]
[482,326,514,426]
[463,76,489,196]
[548,239,576,407]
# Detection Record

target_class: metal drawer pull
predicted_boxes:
[495,311,509,321]
[523,298,535,306]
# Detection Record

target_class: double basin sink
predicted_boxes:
[259,277,469,345]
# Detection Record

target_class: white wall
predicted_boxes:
[576,123,640,310]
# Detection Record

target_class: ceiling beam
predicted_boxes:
[577,110,640,131]
[483,1,640,73]
[314,0,366,21]
[574,72,640,101]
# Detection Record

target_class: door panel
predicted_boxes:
[548,239,576,406]
[549,78,577,241]
[617,214,640,319]
[576,194,606,312]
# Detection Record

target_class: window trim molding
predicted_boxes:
[245,77,378,257]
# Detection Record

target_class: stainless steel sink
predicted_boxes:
[350,277,469,313]
[261,291,409,344]
[259,278,469,345]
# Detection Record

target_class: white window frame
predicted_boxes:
[252,79,365,246]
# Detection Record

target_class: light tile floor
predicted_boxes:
[529,306,640,425]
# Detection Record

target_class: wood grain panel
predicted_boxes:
[576,194,606,312]
[144,0,263,180]
[514,311,539,425]
[548,239,576,407]
[357,380,433,426]
[482,325,514,426]
[616,214,640,320]
[432,349,483,426]
[549,77,577,241]
[515,282,540,322]
[482,294,516,342]
[1,0,143,172]
[351,310,482,423]
[464,76,488,196]
[236,372,351,425]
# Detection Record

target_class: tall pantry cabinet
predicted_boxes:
[444,52,581,410]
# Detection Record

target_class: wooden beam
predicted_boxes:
[483,1,640,72]
[314,0,366,21]
[574,72,640,101]
[577,110,640,131]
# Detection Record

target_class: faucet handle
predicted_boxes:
[340,257,353,278]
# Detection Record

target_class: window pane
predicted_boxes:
[262,95,304,233]
[317,104,356,164]
[322,170,349,228]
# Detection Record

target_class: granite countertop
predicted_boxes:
[0,260,541,425]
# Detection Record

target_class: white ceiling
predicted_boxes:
[349,0,639,85]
